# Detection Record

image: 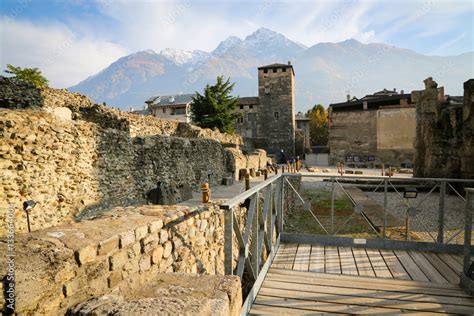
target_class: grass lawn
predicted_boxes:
[284,189,379,238]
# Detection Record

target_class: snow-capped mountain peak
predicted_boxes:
[212,36,243,57]
[160,48,211,66]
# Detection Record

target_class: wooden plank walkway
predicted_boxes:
[250,243,474,315]
[345,188,399,228]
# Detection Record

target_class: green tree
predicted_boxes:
[307,104,329,146]
[4,64,49,87]
[191,76,239,133]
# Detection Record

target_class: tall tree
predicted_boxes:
[191,76,239,133]
[4,64,49,87]
[307,104,329,146]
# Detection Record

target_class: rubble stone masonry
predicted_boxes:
[413,78,473,179]
[0,77,263,234]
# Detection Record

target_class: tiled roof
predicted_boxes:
[146,94,195,107]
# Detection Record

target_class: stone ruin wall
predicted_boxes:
[0,77,265,234]
[413,78,474,179]
[0,204,242,315]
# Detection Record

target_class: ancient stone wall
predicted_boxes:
[329,107,415,167]
[413,78,473,179]
[0,204,242,315]
[0,80,255,234]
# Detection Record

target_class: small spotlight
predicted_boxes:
[403,188,418,199]
[23,200,37,233]
[23,200,37,211]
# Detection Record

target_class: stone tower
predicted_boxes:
[257,63,296,158]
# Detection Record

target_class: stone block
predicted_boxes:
[135,225,148,240]
[63,277,85,297]
[160,229,169,244]
[75,244,97,266]
[151,245,164,264]
[109,250,128,271]
[162,241,173,259]
[98,235,119,256]
[119,230,135,248]
[149,220,163,233]
[141,234,158,254]
[107,270,122,288]
[139,255,151,273]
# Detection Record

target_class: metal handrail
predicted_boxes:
[287,173,474,183]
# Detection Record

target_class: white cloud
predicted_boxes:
[0,18,128,87]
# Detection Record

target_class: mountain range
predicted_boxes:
[69,27,473,112]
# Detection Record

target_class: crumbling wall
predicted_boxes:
[0,80,254,233]
[0,204,242,315]
[413,78,473,179]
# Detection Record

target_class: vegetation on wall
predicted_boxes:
[307,104,329,146]
[191,76,240,133]
[4,64,49,87]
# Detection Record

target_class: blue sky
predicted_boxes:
[1,0,472,87]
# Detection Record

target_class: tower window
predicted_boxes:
[237,116,244,123]
[273,68,277,73]
[263,69,268,73]
[163,108,166,113]
[282,68,286,72]
[239,105,244,110]
[274,112,279,120]
[249,105,253,109]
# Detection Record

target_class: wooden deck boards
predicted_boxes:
[249,243,474,315]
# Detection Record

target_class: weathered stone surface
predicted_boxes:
[148,219,163,233]
[98,235,119,256]
[139,255,151,273]
[134,225,148,240]
[162,241,173,259]
[119,230,135,248]
[75,245,97,266]
[108,270,123,288]
[69,274,242,316]
[151,245,164,264]
[413,78,474,179]
[1,201,242,314]
[109,250,128,271]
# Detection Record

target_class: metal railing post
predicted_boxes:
[278,176,284,233]
[383,179,388,239]
[224,206,233,275]
[251,195,259,276]
[463,189,473,276]
[438,180,446,244]
[331,177,335,234]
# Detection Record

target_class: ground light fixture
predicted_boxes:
[404,187,418,199]
[23,200,37,232]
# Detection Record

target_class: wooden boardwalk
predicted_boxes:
[249,243,474,315]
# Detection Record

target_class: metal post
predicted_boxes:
[438,180,446,244]
[383,179,388,239]
[224,207,233,275]
[405,199,409,241]
[463,189,473,276]
[251,195,259,276]
[331,177,335,234]
[278,177,284,233]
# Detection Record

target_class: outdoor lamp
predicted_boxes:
[23,200,37,233]
[403,188,418,199]
[23,200,37,211]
